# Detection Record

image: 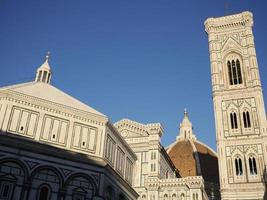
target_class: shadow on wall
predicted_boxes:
[194,151,221,200]
[0,133,129,200]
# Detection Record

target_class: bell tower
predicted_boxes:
[205,11,267,199]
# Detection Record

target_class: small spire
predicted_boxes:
[184,108,188,116]
[45,51,50,62]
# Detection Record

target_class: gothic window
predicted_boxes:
[243,111,251,128]
[249,156,257,175]
[142,194,146,199]
[38,185,50,200]
[228,59,242,85]
[235,157,243,176]
[230,112,238,129]
[171,194,176,200]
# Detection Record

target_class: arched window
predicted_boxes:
[235,157,243,176]
[249,157,257,175]
[38,185,50,200]
[243,111,251,128]
[228,59,242,85]
[172,193,176,200]
[142,194,146,199]
[230,112,238,129]
[193,193,196,200]
[196,193,198,200]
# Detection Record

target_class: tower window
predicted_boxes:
[243,111,251,128]
[235,157,243,176]
[230,112,238,129]
[249,157,257,175]
[228,59,242,85]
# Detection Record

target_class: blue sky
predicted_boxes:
[0,0,266,150]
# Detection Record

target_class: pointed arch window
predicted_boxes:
[235,157,243,176]
[228,59,242,85]
[243,111,251,128]
[230,112,238,129]
[249,156,257,175]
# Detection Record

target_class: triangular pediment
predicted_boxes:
[221,37,242,53]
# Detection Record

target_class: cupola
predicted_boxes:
[35,52,52,84]
[176,109,196,141]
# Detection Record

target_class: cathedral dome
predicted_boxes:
[166,110,219,184]
[167,139,219,183]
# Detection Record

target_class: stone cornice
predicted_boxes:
[205,11,253,34]
[114,118,163,137]
[145,176,204,188]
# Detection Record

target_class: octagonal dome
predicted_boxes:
[166,110,220,199]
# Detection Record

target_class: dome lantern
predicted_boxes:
[35,52,52,84]
[176,109,196,141]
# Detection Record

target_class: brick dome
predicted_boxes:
[166,110,220,199]
[167,139,219,184]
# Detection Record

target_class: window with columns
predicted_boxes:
[227,59,242,85]
[243,111,251,128]
[235,157,243,176]
[248,156,257,175]
[230,112,238,129]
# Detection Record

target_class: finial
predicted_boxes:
[184,108,188,116]
[45,51,51,62]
